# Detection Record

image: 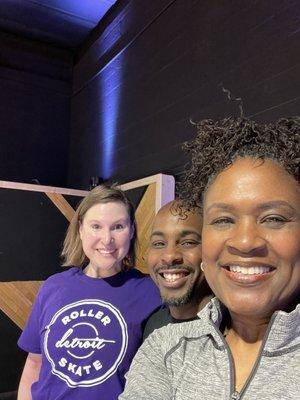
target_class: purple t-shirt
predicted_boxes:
[18,267,161,399]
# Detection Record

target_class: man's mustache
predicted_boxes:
[155,265,195,274]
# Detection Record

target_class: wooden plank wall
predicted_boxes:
[0,182,85,330]
[0,281,43,329]
[69,0,300,189]
[134,183,156,274]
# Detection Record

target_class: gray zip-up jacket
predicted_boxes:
[120,298,300,400]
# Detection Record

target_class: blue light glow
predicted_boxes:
[37,0,117,24]
[100,55,123,179]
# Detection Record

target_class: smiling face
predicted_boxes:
[79,201,133,278]
[202,157,300,319]
[148,202,204,306]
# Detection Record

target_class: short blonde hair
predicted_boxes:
[61,184,136,268]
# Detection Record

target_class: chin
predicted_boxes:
[163,293,191,307]
[225,298,274,319]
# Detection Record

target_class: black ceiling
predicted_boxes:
[0,0,118,50]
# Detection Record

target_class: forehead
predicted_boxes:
[84,201,129,220]
[152,208,202,234]
[204,158,300,210]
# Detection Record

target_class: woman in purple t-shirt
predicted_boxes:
[17,184,161,400]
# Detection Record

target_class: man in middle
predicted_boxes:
[143,200,212,339]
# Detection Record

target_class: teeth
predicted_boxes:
[97,249,115,254]
[162,272,185,282]
[229,265,271,275]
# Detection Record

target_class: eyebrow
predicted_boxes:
[88,218,128,223]
[150,230,201,239]
[205,203,234,213]
[256,201,297,212]
[206,201,297,213]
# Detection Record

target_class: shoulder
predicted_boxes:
[148,300,221,347]
[44,266,78,283]
[38,267,79,293]
[147,307,170,325]
[143,307,171,340]
[123,269,161,309]
[124,268,158,289]
[143,318,205,358]
[125,268,149,279]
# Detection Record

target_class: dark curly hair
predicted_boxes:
[179,116,300,209]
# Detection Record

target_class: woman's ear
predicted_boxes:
[130,224,135,240]
[79,221,83,240]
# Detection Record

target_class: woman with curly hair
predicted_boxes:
[120,116,300,399]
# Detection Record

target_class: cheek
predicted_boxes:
[148,267,156,282]
[202,224,231,262]
[183,251,202,268]
[280,249,300,267]
[80,232,96,248]
[147,251,159,270]
[202,235,221,261]
[203,266,219,291]
[269,233,300,265]
[117,231,132,248]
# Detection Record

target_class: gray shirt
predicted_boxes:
[120,298,300,400]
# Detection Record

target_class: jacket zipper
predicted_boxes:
[237,313,277,399]
[230,312,278,400]
[212,311,278,400]
[211,320,238,399]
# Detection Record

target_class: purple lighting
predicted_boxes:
[100,56,123,179]
[35,0,117,24]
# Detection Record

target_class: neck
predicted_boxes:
[169,294,212,320]
[84,263,121,279]
[227,312,271,343]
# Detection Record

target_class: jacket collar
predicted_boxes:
[197,298,300,353]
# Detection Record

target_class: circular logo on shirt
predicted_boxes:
[44,299,128,387]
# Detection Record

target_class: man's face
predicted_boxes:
[148,204,204,306]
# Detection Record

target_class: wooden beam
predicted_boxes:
[0,180,88,197]
[45,192,75,222]
[134,183,156,273]
[119,173,175,213]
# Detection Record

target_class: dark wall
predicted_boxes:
[0,311,25,395]
[0,190,83,393]
[69,0,300,189]
[0,32,73,187]
[0,33,73,393]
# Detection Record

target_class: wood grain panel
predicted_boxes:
[134,183,156,274]
[45,192,75,222]
[0,281,43,329]
[70,0,300,189]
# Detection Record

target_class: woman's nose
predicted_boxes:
[100,229,114,245]
[226,220,266,256]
